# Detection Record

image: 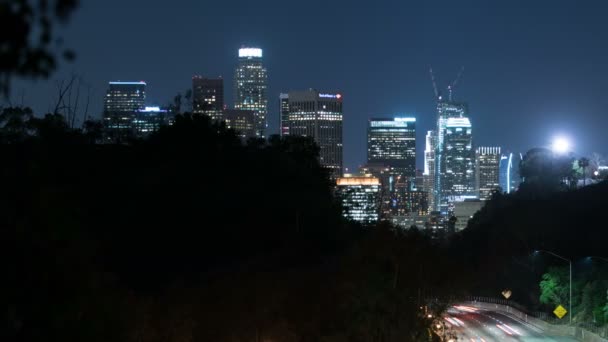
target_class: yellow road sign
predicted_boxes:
[553,305,568,319]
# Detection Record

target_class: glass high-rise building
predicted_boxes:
[279,93,290,136]
[423,130,436,212]
[193,76,224,119]
[234,47,267,138]
[367,117,416,179]
[434,100,468,210]
[336,175,380,224]
[443,117,475,201]
[476,147,501,200]
[103,81,146,143]
[499,152,523,193]
[281,89,343,176]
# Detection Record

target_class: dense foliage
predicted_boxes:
[1,109,454,341]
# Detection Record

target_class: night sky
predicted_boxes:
[11,0,608,170]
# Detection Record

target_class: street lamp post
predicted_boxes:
[535,250,572,325]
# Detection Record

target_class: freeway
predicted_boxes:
[441,305,578,341]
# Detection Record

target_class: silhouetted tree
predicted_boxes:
[0,0,79,95]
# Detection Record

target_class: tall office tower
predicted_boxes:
[443,117,475,202]
[103,81,146,143]
[234,47,267,138]
[434,100,468,211]
[476,147,501,200]
[282,89,343,176]
[279,93,290,136]
[336,175,380,224]
[423,130,436,212]
[367,117,416,179]
[192,76,224,120]
[499,152,523,193]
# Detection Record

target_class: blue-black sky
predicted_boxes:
[12,0,608,170]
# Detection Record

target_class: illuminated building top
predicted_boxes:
[337,176,380,186]
[238,48,263,58]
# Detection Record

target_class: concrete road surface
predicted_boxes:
[442,305,578,341]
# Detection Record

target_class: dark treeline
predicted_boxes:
[2,106,607,341]
[1,109,459,342]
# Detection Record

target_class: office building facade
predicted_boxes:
[193,76,224,119]
[367,117,416,179]
[132,106,171,138]
[279,93,290,136]
[423,130,436,212]
[103,81,147,143]
[476,147,501,200]
[434,100,468,211]
[442,117,475,201]
[223,109,256,140]
[234,47,268,138]
[336,175,380,224]
[281,89,343,176]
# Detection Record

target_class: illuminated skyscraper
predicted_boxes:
[434,100,469,211]
[103,81,146,143]
[499,152,523,193]
[234,47,267,138]
[475,147,501,200]
[336,175,380,224]
[423,130,436,212]
[367,117,416,179]
[281,89,343,176]
[443,117,475,201]
[279,93,290,136]
[193,76,224,119]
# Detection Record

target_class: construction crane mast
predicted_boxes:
[429,66,465,102]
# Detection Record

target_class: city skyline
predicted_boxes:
[9,0,608,172]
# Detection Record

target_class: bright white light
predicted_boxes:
[238,48,262,58]
[552,137,570,154]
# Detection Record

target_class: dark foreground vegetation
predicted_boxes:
[1,111,460,341]
[2,108,608,341]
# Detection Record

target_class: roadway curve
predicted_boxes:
[442,305,578,341]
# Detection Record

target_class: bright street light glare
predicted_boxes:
[552,137,570,154]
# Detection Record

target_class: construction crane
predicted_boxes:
[430,66,465,102]
[429,66,439,100]
[447,66,464,101]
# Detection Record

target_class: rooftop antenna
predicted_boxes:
[447,66,464,101]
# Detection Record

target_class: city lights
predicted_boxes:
[552,137,571,154]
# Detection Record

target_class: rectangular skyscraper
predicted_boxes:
[234,47,268,138]
[282,89,343,176]
[279,93,290,136]
[476,147,501,200]
[423,130,436,212]
[434,100,469,211]
[443,117,475,201]
[192,76,224,119]
[336,175,380,224]
[367,117,416,179]
[103,81,146,143]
